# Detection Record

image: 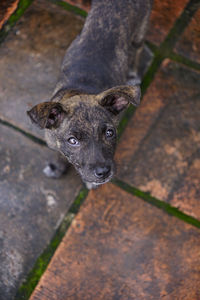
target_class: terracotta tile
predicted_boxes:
[0,0,84,139]
[171,159,200,218]
[64,0,90,12]
[0,124,82,299]
[116,60,200,219]
[175,9,200,64]
[147,0,188,45]
[30,183,200,300]
[0,0,19,30]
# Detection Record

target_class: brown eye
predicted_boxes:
[68,137,80,146]
[106,128,115,138]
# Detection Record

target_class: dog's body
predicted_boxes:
[28,0,152,188]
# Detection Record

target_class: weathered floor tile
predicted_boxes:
[0,0,84,139]
[0,0,19,30]
[0,124,82,300]
[146,0,188,45]
[30,183,200,300]
[115,60,200,219]
[175,9,200,64]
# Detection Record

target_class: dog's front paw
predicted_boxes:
[43,162,68,178]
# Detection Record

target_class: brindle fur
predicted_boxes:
[27,0,152,188]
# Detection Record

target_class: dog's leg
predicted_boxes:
[43,153,70,178]
[127,41,144,86]
[127,1,152,86]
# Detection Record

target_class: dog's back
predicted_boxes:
[53,0,152,98]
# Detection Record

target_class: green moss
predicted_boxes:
[4,0,200,298]
[117,53,163,139]
[48,0,88,17]
[160,0,200,51]
[117,0,200,139]
[112,178,200,229]
[141,54,163,95]
[68,187,88,214]
[0,118,47,146]
[0,0,88,44]
[117,106,136,140]
[15,213,74,300]
[146,42,200,72]
[169,52,200,71]
[15,186,88,300]
[0,0,33,44]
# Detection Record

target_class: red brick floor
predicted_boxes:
[63,0,90,12]
[146,0,189,45]
[1,0,200,299]
[30,184,200,300]
[115,60,200,220]
[175,8,200,64]
[0,0,19,30]
[28,0,200,299]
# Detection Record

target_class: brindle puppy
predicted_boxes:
[27,0,152,189]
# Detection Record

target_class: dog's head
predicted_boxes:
[27,85,140,185]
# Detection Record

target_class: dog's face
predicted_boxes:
[27,85,140,185]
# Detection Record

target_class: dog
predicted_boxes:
[27,0,152,189]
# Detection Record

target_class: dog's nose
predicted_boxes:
[94,165,111,179]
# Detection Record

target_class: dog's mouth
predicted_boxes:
[86,172,114,186]
[78,169,114,186]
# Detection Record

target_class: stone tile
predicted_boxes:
[30,183,200,300]
[0,0,84,139]
[0,0,19,30]
[175,9,200,64]
[0,124,82,300]
[147,0,188,45]
[115,60,200,220]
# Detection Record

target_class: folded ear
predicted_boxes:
[27,102,66,129]
[97,85,141,115]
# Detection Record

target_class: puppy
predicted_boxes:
[27,0,152,189]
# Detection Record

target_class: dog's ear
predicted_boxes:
[97,85,141,115]
[27,102,67,129]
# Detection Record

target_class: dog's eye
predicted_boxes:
[106,128,115,138]
[68,137,80,146]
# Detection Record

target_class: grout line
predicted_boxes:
[117,53,163,139]
[168,51,200,71]
[146,41,200,72]
[0,0,33,44]
[1,3,88,298]
[0,118,47,147]
[47,0,88,17]
[160,0,200,51]
[0,0,88,143]
[112,178,200,229]
[117,106,136,140]
[1,0,199,144]
[118,0,200,138]
[15,186,88,300]
[5,0,200,297]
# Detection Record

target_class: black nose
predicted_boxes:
[94,166,111,179]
